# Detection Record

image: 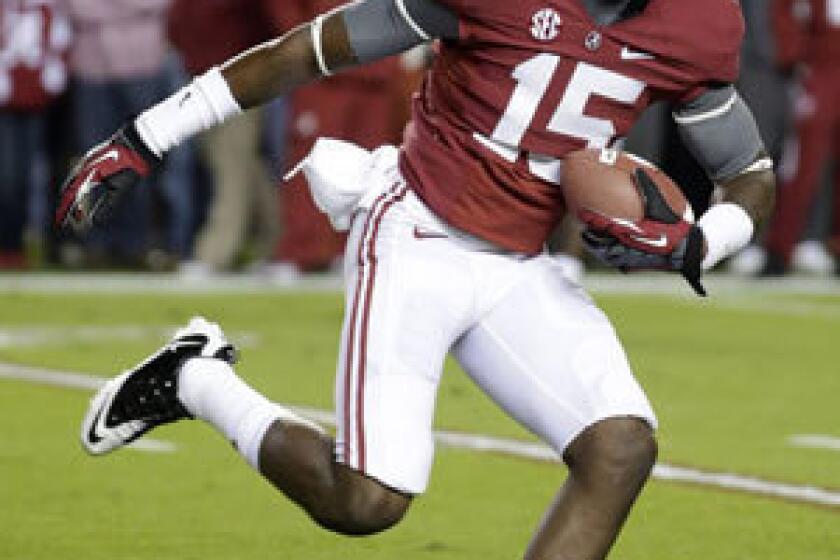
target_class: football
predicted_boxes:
[562,148,694,224]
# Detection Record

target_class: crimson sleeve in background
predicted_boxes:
[772,0,808,71]
[262,0,309,34]
[167,0,278,76]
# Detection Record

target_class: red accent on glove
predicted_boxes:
[56,140,151,227]
[578,208,692,257]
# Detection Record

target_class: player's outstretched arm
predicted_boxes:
[56,0,457,230]
[221,21,344,110]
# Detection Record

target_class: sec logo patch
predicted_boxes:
[531,8,562,41]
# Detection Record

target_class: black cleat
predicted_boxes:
[80,317,236,455]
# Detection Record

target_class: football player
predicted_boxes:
[762,0,840,275]
[59,0,776,558]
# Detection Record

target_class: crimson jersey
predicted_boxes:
[400,0,744,254]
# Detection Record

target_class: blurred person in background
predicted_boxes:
[760,0,840,276]
[169,0,283,278]
[727,0,792,275]
[65,0,191,268]
[0,0,70,268]
[739,0,789,165]
[267,0,422,279]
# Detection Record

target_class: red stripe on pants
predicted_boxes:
[342,184,406,470]
[354,186,409,471]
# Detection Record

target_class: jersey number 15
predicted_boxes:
[487,54,646,183]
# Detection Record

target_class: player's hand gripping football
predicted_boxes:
[579,169,707,296]
[55,123,160,232]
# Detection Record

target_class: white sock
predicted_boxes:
[177,358,320,470]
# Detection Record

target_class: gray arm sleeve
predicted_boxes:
[674,86,768,183]
[341,0,458,63]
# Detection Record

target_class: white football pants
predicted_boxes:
[333,167,657,495]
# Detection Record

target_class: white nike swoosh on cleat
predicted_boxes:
[81,372,132,454]
[620,46,656,61]
[87,406,106,444]
[630,234,669,249]
[82,387,113,450]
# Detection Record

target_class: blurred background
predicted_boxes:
[0,0,838,280]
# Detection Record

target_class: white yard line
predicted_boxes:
[0,273,344,294]
[0,364,178,454]
[1,272,839,296]
[789,435,840,452]
[1,362,839,508]
[0,325,260,350]
[708,299,840,321]
[0,326,172,349]
[126,439,178,453]
[651,464,840,506]
[0,363,106,390]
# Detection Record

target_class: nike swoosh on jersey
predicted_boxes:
[620,47,656,61]
[630,234,669,249]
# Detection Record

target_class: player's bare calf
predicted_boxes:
[259,422,411,536]
[525,417,657,560]
[81,316,412,537]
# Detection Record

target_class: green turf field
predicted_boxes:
[1,283,838,559]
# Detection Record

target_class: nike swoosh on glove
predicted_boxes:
[56,122,160,232]
[579,169,707,297]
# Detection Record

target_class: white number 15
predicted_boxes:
[484,53,645,183]
[494,54,645,149]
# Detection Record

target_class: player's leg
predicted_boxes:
[764,76,834,272]
[82,183,471,535]
[81,315,411,535]
[175,352,412,536]
[523,418,655,560]
[243,106,278,265]
[200,184,471,532]
[255,419,408,535]
[452,255,657,560]
[192,109,263,270]
[250,152,281,266]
